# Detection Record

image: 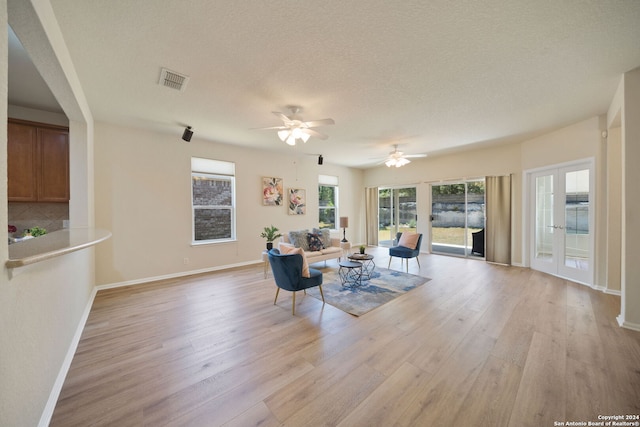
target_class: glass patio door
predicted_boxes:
[530,163,593,285]
[430,180,485,257]
[378,187,417,247]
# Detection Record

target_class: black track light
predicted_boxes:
[318,154,323,165]
[182,126,193,142]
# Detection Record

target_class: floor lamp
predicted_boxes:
[340,217,349,242]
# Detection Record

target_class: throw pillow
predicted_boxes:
[278,242,295,251]
[307,233,323,251]
[279,245,310,278]
[398,232,420,249]
[288,230,310,251]
[312,227,331,249]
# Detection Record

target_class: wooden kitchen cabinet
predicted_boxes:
[8,119,69,202]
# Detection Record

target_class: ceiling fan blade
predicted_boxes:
[405,154,428,158]
[272,111,293,123]
[302,118,335,128]
[252,125,288,130]
[301,128,328,140]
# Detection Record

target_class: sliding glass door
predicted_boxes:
[430,180,485,257]
[378,187,417,247]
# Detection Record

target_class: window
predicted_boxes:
[191,158,235,243]
[378,186,417,247]
[319,174,338,229]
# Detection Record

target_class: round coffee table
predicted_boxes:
[338,260,363,287]
[348,253,375,279]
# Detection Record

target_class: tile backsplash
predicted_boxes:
[8,202,69,235]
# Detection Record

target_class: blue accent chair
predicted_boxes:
[388,232,423,272]
[268,249,324,315]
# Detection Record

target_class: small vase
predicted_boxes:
[359,247,365,254]
[266,242,273,250]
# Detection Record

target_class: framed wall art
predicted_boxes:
[288,188,306,215]
[262,177,283,206]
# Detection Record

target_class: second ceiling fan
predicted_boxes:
[258,106,335,145]
[383,144,427,167]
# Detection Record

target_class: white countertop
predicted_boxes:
[7,228,112,268]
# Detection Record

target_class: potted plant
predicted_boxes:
[24,226,47,237]
[359,245,366,254]
[260,225,283,250]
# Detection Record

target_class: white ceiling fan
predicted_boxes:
[256,106,335,146]
[382,144,427,167]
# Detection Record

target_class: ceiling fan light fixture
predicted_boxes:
[291,127,303,139]
[277,130,290,141]
[397,157,410,167]
[278,127,310,145]
[385,157,411,167]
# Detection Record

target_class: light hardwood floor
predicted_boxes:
[51,248,640,426]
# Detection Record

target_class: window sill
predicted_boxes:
[6,227,111,268]
[191,238,237,247]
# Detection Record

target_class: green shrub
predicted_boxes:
[24,226,47,237]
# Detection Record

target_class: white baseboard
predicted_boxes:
[96,259,262,291]
[617,315,640,332]
[39,286,98,427]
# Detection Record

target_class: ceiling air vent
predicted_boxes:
[159,68,189,92]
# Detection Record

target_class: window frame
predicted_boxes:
[191,158,236,245]
[318,175,339,230]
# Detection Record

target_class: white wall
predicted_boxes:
[620,67,640,329]
[93,122,364,286]
[606,126,622,292]
[2,105,96,426]
[2,2,96,426]
[0,252,95,427]
[98,116,608,285]
[520,117,602,170]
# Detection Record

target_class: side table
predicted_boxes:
[339,260,363,287]
[348,253,375,279]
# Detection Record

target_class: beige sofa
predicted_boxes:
[278,229,343,264]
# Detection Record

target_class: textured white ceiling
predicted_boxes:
[10,0,640,168]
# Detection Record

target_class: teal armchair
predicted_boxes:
[388,232,423,272]
[268,249,324,315]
